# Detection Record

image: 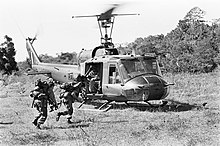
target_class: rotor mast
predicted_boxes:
[72,5,139,48]
[97,15,115,47]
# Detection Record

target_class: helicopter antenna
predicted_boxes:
[72,5,139,48]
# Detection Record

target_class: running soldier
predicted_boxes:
[30,78,57,129]
[56,81,81,124]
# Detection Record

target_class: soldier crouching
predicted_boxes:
[56,81,81,124]
[30,78,57,129]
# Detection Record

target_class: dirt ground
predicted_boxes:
[0,73,220,146]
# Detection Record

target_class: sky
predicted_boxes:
[0,0,220,61]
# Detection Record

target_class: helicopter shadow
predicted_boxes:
[81,99,202,112]
[126,100,202,112]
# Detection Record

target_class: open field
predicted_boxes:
[0,71,219,146]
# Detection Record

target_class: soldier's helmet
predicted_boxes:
[60,82,67,89]
[35,79,42,87]
[47,78,55,87]
[42,81,49,89]
[76,74,82,82]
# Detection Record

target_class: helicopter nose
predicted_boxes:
[124,75,170,101]
[144,75,169,100]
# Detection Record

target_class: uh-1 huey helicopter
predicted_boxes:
[26,4,174,111]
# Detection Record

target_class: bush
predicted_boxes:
[0,35,18,75]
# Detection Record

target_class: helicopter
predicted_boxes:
[26,5,174,111]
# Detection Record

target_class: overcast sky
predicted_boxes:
[0,0,220,61]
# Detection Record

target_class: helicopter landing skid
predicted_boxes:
[77,100,113,112]
[78,100,87,109]
[145,100,168,108]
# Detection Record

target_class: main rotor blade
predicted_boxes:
[112,13,140,17]
[72,13,139,19]
[72,15,99,18]
[72,3,139,20]
[73,4,120,20]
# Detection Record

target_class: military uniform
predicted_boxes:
[88,69,100,93]
[78,74,88,100]
[56,81,81,123]
[30,79,57,129]
[47,80,58,112]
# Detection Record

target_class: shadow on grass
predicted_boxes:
[96,120,129,124]
[79,99,203,112]
[47,122,90,130]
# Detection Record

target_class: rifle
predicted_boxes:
[30,90,35,108]
[31,98,35,108]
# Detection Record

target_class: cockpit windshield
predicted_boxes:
[120,57,161,81]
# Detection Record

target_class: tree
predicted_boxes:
[184,7,206,23]
[0,35,18,74]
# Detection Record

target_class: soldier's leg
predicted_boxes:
[38,107,47,124]
[56,110,67,121]
[32,109,41,126]
[67,103,73,124]
[32,101,41,126]
[67,100,73,123]
[56,101,73,123]
[37,100,48,129]
[56,101,69,121]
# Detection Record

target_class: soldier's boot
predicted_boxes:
[49,105,54,112]
[36,123,41,129]
[67,119,73,124]
[32,119,38,126]
[56,113,61,121]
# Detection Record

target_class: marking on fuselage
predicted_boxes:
[54,67,59,70]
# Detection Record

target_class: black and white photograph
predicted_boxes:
[0,0,219,145]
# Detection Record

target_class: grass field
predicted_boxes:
[0,71,219,146]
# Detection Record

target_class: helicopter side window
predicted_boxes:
[142,58,158,74]
[121,59,145,78]
[109,64,121,84]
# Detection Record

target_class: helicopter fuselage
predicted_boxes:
[80,53,170,102]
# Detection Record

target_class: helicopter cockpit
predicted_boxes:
[119,56,162,82]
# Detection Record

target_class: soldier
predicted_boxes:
[46,78,58,112]
[87,67,100,93]
[76,74,88,101]
[56,81,81,124]
[30,78,57,129]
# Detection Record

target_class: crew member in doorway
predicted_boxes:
[87,66,100,93]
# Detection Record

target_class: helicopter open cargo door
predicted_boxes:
[85,62,103,94]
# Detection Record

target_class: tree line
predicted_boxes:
[118,7,220,73]
[38,52,78,65]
